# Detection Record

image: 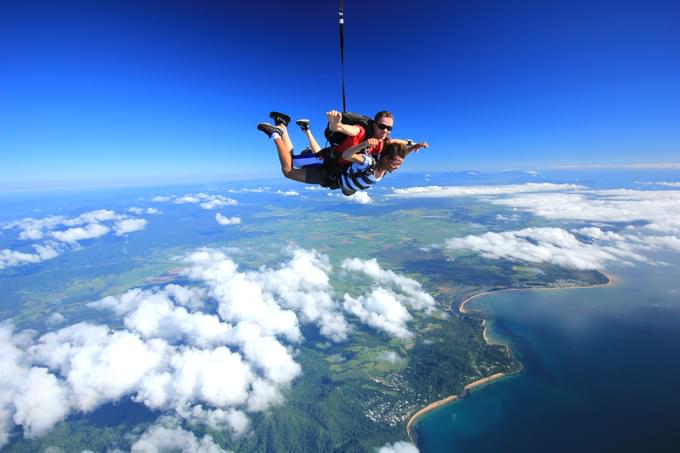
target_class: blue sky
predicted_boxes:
[1,0,679,189]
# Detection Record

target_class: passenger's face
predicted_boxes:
[372,117,393,140]
[385,155,404,172]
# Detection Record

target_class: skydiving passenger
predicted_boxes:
[257,111,428,195]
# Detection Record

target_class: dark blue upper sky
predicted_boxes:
[2,0,679,188]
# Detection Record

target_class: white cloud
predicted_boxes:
[445,227,647,270]
[62,210,120,226]
[12,367,70,438]
[343,288,413,339]
[636,181,680,188]
[376,441,419,453]
[347,191,372,204]
[174,195,202,204]
[391,183,680,270]
[113,218,147,236]
[46,313,66,327]
[0,208,150,271]
[151,196,171,202]
[2,216,65,241]
[29,324,167,412]
[127,207,158,215]
[123,296,231,348]
[0,325,71,447]
[1,248,437,445]
[227,187,269,194]
[248,248,350,342]
[171,193,239,210]
[215,214,241,226]
[341,258,436,312]
[0,243,62,270]
[131,416,230,453]
[276,190,300,197]
[50,223,110,243]
[390,183,582,198]
[551,162,680,169]
[200,196,238,210]
[378,351,403,364]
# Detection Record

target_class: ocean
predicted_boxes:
[415,256,680,452]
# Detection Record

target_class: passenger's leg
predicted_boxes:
[259,121,323,184]
[279,123,295,154]
[303,129,322,154]
[272,135,309,183]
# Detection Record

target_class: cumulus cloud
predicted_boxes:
[341,258,436,311]
[0,208,152,271]
[390,183,582,198]
[0,243,62,270]
[130,417,230,453]
[169,193,239,210]
[128,207,161,215]
[4,208,151,245]
[445,227,648,270]
[2,216,65,240]
[215,214,241,226]
[376,441,419,453]
[227,187,269,194]
[183,248,349,343]
[46,313,66,327]
[62,210,120,227]
[12,367,70,438]
[0,324,70,446]
[50,223,110,243]
[378,351,403,364]
[200,196,238,210]
[390,183,680,270]
[1,247,437,446]
[276,190,300,197]
[151,196,171,202]
[344,288,413,339]
[174,195,202,204]
[347,191,372,204]
[113,218,147,236]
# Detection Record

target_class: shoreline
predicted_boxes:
[405,272,618,443]
[460,272,618,315]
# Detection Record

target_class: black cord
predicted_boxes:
[339,0,347,112]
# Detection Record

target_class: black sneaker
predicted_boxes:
[295,119,311,131]
[257,122,284,138]
[269,111,291,126]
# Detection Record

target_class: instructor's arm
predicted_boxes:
[327,110,362,136]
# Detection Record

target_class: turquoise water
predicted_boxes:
[416,258,680,452]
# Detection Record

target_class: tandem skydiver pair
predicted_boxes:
[257,110,428,196]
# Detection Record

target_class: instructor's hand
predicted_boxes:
[326,110,342,131]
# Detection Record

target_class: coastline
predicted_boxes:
[405,272,618,444]
[459,272,618,315]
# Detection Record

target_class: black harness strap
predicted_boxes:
[339,0,347,112]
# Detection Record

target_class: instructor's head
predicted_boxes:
[372,111,394,140]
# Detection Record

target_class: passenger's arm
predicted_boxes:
[341,138,380,163]
[405,141,429,157]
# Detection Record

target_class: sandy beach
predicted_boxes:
[406,272,619,443]
[459,272,618,315]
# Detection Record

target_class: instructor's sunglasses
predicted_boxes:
[375,123,393,131]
